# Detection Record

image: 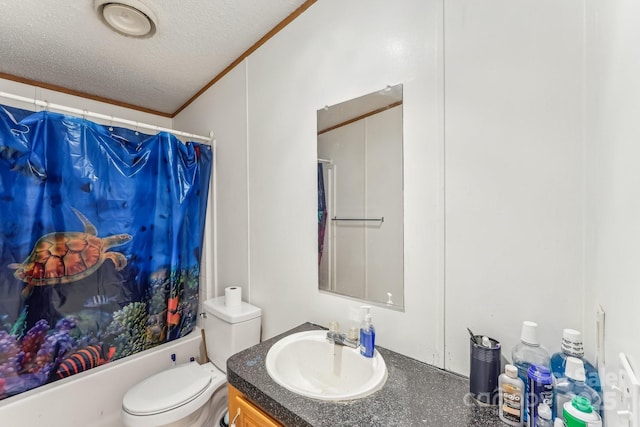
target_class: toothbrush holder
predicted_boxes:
[469,335,501,406]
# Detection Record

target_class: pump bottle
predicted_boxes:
[359,306,375,358]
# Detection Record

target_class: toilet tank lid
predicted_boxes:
[203,296,262,323]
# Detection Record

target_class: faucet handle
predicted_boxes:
[328,321,340,333]
[347,327,359,341]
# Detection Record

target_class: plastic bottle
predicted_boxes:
[554,357,602,421]
[512,321,551,423]
[359,306,375,358]
[528,364,555,427]
[536,403,554,427]
[550,329,601,393]
[499,364,524,426]
[563,396,602,427]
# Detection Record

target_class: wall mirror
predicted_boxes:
[317,84,404,309]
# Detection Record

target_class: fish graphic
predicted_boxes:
[167,296,180,326]
[83,294,118,308]
[54,344,115,380]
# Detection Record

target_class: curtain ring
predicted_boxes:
[83,110,88,121]
[109,116,114,132]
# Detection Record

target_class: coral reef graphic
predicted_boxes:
[105,302,148,360]
[0,265,201,401]
[0,316,78,398]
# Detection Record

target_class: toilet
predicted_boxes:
[121,297,262,427]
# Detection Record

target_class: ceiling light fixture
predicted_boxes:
[94,0,158,38]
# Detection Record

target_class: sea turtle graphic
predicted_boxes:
[9,208,132,297]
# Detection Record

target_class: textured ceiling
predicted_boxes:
[0,0,311,116]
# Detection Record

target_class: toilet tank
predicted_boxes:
[202,297,261,373]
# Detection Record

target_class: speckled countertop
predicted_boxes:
[227,323,505,427]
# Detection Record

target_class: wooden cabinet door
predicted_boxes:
[228,384,282,427]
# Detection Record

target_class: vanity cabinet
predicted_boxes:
[228,384,283,427]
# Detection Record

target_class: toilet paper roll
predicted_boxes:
[224,286,242,308]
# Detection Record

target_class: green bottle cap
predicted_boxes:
[572,395,593,413]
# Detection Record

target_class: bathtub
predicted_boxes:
[0,327,204,427]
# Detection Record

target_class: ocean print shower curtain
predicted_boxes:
[317,163,327,266]
[0,104,211,400]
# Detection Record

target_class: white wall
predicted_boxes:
[183,0,587,372]
[588,0,640,424]
[591,0,640,361]
[245,0,445,364]
[443,0,586,374]
[175,0,592,372]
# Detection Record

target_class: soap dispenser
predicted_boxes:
[359,306,375,358]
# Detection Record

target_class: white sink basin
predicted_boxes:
[265,330,387,401]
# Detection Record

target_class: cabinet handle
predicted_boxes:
[230,407,241,427]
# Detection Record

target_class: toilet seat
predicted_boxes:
[122,362,227,427]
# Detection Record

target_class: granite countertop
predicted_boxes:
[227,322,505,427]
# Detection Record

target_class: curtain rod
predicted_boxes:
[0,91,213,144]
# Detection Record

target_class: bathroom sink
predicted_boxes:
[265,330,387,401]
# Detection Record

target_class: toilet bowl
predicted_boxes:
[121,297,262,427]
[122,362,227,427]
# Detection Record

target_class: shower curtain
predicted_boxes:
[0,104,211,400]
[318,163,327,265]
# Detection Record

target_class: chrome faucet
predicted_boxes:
[327,331,359,348]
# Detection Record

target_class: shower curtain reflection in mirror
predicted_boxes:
[318,163,328,266]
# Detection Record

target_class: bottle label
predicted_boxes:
[501,383,523,423]
[514,363,530,422]
[561,337,584,357]
[359,329,375,357]
[527,379,553,427]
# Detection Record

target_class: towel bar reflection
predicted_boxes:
[332,217,384,223]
